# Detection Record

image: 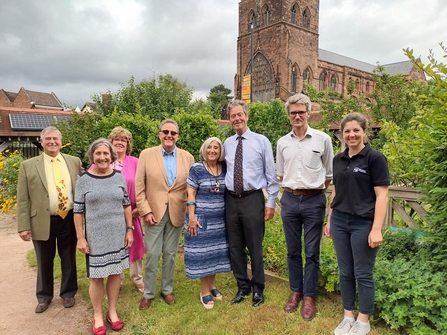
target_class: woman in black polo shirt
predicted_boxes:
[325,112,390,335]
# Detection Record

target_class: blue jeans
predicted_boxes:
[280,190,326,297]
[330,209,378,315]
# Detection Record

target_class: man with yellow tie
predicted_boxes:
[17,126,83,313]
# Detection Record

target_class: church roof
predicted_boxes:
[319,49,414,76]
[382,60,415,75]
[319,48,376,73]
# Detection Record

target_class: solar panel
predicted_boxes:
[9,113,70,130]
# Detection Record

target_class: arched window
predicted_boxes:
[355,79,360,92]
[248,12,256,31]
[319,71,327,91]
[302,9,309,28]
[291,5,297,24]
[246,53,275,102]
[331,74,337,92]
[366,81,370,93]
[264,6,270,26]
[291,66,297,93]
[303,67,311,86]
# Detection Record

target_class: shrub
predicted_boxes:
[319,237,340,292]
[0,150,24,214]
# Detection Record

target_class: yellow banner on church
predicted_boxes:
[242,74,251,103]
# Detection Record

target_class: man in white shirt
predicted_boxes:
[276,94,333,320]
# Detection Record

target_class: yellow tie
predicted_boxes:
[52,158,69,219]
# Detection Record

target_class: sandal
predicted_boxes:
[106,312,125,331]
[210,288,222,301]
[200,294,214,309]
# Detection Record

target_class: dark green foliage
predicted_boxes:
[262,214,288,277]
[56,112,101,168]
[207,84,233,119]
[375,231,447,334]
[143,111,220,161]
[91,74,194,119]
[403,45,447,268]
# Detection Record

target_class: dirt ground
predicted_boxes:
[0,212,91,335]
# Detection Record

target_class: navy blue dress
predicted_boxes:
[184,162,231,279]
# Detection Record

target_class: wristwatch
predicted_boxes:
[126,226,134,231]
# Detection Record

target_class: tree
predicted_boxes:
[56,112,101,168]
[402,45,447,267]
[221,99,289,154]
[91,74,194,119]
[207,84,233,119]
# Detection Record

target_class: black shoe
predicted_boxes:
[252,292,264,307]
[231,291,249,305]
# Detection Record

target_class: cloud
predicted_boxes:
[0,0,445,107]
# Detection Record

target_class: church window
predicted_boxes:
[264,6,270,26]
[247,53,275,102]
[366,81,370,93]
[291,5,297,24]
[331,74,337,92]
[249,12,256,31]
[303,9,309,28]
[319,71,327,90]
[291,66,297,93]
[303,67,311,86]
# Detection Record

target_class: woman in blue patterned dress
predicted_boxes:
[184,137,231,309]
[74,138,134,335]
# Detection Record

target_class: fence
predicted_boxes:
[272,185,427,230]
[6,142,41,159]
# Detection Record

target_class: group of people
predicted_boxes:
[17,93,389,335]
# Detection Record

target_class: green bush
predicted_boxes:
[263,213,288,277]
[319,237,340,292]
[0,149,24,214]
[375,239,447,334]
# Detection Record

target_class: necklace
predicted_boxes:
[204,161,220,192]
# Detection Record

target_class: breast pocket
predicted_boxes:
[305,150,322,170]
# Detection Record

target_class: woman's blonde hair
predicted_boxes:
[107,127,133,155]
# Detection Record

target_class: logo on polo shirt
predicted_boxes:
[353,167,367,174]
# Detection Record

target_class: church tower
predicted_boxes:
[235,0,320,103]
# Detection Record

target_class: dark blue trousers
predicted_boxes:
[330,209,378,314]
[280,190,326,297]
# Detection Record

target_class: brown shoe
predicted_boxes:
[284,292,303,313]
[35,302,50,313]
[301,297,317,320]
[63,297,75,308]
[161,292,175,305]
[139,297,152,310]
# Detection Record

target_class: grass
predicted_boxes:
[27,250,399,335]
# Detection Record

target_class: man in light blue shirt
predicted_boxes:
[224,99,279,307]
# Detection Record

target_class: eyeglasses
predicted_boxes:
[289,111,308,118]
[160,130,178,136]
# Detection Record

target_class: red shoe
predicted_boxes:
[106,312,125,331]
[92,319,106,335]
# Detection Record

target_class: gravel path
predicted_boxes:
[0,212,91,335]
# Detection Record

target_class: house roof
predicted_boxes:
[319,48,414,76]
[0,106,73,141]
[3,90,17,103]
[24,89,63,109]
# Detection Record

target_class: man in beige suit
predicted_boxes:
[136,119,194,310]
[17,126,83,313]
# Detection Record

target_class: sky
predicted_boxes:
[0,0,445,109]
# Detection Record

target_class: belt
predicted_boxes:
[283,187,322,196]
[227,189,258,198]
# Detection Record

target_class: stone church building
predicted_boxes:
[234,0,424,104]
